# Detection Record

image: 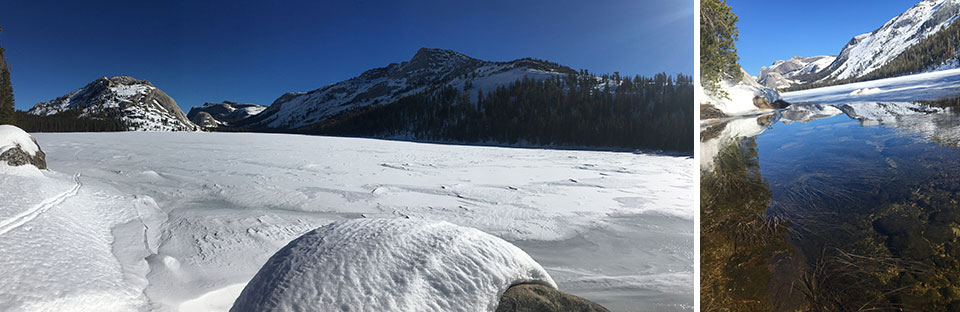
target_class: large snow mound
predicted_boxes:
[230,218,557,312]
[0,125,40,156]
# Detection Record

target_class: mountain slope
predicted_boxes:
[757,55,836,89]
[808,0,960,84]
[187,101,265,129]
[242,48,576,130]
[27,76,198,131]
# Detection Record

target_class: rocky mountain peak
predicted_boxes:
[246,48,574,130]
[27,76,198,131]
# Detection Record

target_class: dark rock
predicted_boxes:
[874,215,932,258]
[496,284,609,312]
[753,96,792,110]
[772,99,791,109]
[873,215,920,235]
[0,137,46,169]
[948,300,960,312]
[700,104,728,120]
[931,211,960,223]
[926,223,958,243]
[753,96,774,110]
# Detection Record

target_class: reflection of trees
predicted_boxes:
[701,137,795,311]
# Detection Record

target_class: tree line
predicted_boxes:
[14,110,126,132]
[300,72,694,152]
[0,27,15,125]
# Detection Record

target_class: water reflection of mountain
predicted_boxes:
[839,102,960,150]
[700,114,777,171]
[702,101,960,173]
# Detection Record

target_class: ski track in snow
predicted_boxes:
[0,173,81,236]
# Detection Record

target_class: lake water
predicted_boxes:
[701,100,960,310]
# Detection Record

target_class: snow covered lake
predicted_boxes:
[0,132,694,311]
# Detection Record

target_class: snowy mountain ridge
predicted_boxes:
[27,76,199,131]
[244,48,576,130]
[757,55,836,89]
[187,101,266,129]
[820,0,960,82]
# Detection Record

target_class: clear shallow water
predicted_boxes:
[702,102,960,311]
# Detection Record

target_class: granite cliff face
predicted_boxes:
[187,101,266,128]
[757,55,836,89]
[28,76,198,131]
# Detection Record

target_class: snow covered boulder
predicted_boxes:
[0,125,46,169]
[230,218,557,312]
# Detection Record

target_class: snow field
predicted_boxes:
[0,132,693,311]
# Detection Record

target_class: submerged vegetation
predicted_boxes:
[702,113,960,310]
[701,137,793,311]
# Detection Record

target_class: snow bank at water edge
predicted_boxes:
[784,68,960,104]
[231,218,556,312]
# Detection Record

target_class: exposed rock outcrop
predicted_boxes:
[495,284,609,312]
[187,101,266,128]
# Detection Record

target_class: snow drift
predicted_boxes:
[230,218,556,312]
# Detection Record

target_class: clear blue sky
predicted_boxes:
[0,0,692,112]
[728,0,921,77]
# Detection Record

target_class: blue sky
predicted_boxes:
[0,0,692,112]
[728,0,920,76]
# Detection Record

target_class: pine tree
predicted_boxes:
[700,0,742,94]
[0,27,15,125]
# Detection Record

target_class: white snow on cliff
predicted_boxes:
[758,55,836,89]
[825,0,960,81]
[231,219,556,312]
[251,49,572,129]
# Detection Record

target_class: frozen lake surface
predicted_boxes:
[0,132,693,311]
